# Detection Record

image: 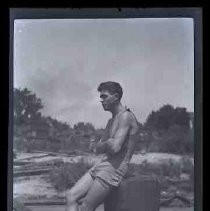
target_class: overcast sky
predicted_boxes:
[14,18,194,128]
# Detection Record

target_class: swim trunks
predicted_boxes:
[89,159,129,189]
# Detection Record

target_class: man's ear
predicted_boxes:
[114,93,120,101]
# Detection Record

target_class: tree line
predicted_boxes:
[13,88,193,154]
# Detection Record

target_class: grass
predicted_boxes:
[48,160,92,192]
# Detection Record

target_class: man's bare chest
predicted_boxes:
[106,118,119,138]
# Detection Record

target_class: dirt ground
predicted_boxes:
[15,152,190,165]
[14,152,194,211]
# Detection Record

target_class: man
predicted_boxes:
[66,81,139,211]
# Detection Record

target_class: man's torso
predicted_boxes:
[101,108,139,168]
[102,108,138,141]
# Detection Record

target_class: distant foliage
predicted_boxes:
[144,104,193,154]
[45,116,70,132]
[145,104,190,131]
[14,88,193,155]
[73,122,95,136]
[14,88,43,125]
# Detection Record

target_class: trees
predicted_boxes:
[13,88,193,154]
[45,116,70,132]
[73,122,95,135]
[13,88,74,152]
[14,88,43,125]
[144,104,193,154]
[145,104,190,131]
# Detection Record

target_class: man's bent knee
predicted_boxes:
[79,199,94,211]
[66,190,78,205]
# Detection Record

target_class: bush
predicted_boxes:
[146,125,194,154]
[129,157,194,194]
[161,159,181,178]
[177,181,194,192]
[26,138,62,152]
[48,160,92,192]
[60,136,90,152]
[181,156,194,190]
[181,156,194,173]
[130,160,181,178]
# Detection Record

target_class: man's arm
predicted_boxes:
[123,132,139,162]
[90,119,111,154]
[95,112,131,155]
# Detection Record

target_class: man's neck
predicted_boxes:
[111,103,125,118]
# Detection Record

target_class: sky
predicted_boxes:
[14,18,194,128]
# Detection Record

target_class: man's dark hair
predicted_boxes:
[97,81,123,100]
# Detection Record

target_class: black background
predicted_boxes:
[1,1,205,211]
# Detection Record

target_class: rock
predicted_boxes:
[104,175,160,211]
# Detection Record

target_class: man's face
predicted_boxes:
[99,90,119,111]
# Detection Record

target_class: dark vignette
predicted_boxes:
[8,8,202,211]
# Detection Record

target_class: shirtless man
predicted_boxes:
[66,81,139,211]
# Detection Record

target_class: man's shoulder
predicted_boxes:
[119,110,137,124]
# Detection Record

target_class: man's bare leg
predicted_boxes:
[66,172,94,211]
[79,179,111,211]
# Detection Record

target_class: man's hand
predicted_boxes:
[95,138,118,155]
